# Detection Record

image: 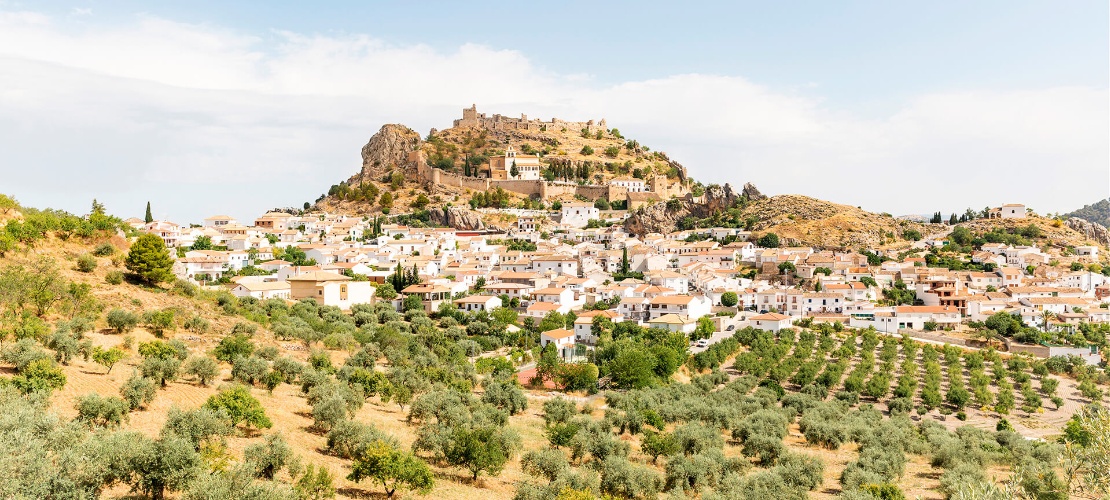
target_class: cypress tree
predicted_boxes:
[144,201,153,223]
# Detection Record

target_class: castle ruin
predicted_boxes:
[454,104,608,134]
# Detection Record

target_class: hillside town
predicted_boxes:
[140,201,1109,367]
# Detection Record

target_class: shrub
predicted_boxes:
[204,385,272,429]
[481,380,528,416]
[92,242,116,256]
[183,315,210,334]
[105,270,124,285]
[120,373,157,410]
[75,393,129,428]
[106,308,139,334]
[12,359,67,395]
[213,334,254,363]
[76,254,97,273]
[543,397,577,426]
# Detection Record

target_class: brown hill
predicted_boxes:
[625,188,942,250]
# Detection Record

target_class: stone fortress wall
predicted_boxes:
[454,104,608,135]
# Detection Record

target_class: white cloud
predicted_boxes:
[0,9,1105,223]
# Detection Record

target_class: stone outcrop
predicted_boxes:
[624,182,744,235]
[428,206,486,231]
[350,124,422,185]
[1065,217,1110,248]
[742,182,766,201]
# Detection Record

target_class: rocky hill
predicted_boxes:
[349,124,422,186]
[954,214,1110,250]
[1064,198,1110,228]
[317,106,700,218]
[625,187,941,250]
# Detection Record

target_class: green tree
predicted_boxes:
[183,355,219,385]
[121,373,157,410]
[380,192,394,211]
[244,433,292,480]
[720,291,738,308]
[204,385,272,430]
[145,201,153,223]
[75,393,130,428]
[444,425,521,480]
[190,235,212,251]
[509,160,520,179]
[128,434,202,500]
[758,233,780,248]
[92,346,125,374]
[296,464,337,500]
[640,430,678,464]
[126,234,175,285]
[106,308,139,333]
[213,334,255,363]
[12,358,67,395]
[348,440,435,498]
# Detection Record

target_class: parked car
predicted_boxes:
[695,339,709,348]
[726,324,735,331]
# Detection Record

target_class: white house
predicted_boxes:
[610,177,648,193]
[647,294,711,321]
[231,281,291,300]
[203,215,237,228]
[648,313,698,334]
[560,202,600,228]
[531,256,579,276]
[750,313,793,332]
[539,328,577,361]
[531,287,578,307]
[288,272,375,310]
[454,295,503,312]
[1000,204,1026,219]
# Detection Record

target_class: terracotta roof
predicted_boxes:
[541,329,575,340]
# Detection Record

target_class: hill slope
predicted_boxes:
[1065,198,1110,228]
[625,187,942,250]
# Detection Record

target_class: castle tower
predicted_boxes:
[458,104,479,127]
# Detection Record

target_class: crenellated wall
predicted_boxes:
[453,104,608,134]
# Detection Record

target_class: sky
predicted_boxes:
[1,1,1107,223]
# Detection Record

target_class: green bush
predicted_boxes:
[76,254,97,273]
[106,308,139,333]
[105,270,124,285]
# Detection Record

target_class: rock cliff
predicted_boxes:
[349,124,422,185]
[623,183,743,235]
[428,206,486,231]
[1065,217,1110,248]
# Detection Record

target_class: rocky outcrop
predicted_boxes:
[699,183,741,216]
[428,206,486,231]
[1065,217,1110,248]
[624,182,744,235]
[349,124,422,185]
[742,182,766,201]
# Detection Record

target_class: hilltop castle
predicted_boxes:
[453,104,608,134]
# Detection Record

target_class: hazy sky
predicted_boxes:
[1,1,1107,223]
